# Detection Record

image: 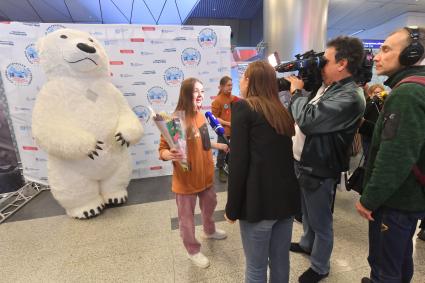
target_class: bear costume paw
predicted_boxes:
[105,195,128,207]
[67,200,106,219]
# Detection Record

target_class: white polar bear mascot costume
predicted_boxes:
[32,28,143,219]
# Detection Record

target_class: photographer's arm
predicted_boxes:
[290,89,364,135]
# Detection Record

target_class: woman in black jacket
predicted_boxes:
[225,61,300,283]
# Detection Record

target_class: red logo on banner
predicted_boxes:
[130,38,144,42]
[150,166,162,170]
[210,96,217,99]
[142,27,155,31]
[110,61,124,65]
[120,50,134,54]
[1,21,11,24]
[23,146,38,151]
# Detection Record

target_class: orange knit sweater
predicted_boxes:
[211,93,234,136]
[158,112,214,194]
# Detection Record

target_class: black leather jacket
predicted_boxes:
[290,77,366,178]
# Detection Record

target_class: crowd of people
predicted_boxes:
[158,26,425,283]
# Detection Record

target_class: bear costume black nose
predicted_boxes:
[77,43,96,54]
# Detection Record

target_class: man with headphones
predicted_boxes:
[356,26,425,283]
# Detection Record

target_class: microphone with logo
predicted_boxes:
[205,111,229,146]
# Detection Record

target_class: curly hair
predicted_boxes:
[327,36,365,75]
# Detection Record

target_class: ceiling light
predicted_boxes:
[350,29,365,36]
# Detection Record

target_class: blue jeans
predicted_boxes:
[294,161,336,275]
[368,208,425,283]
[239,218,293,283]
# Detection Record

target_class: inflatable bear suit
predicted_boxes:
[32,28,143,219]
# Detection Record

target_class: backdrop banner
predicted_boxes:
[0,22,231,185]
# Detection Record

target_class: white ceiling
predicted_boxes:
[328,0,425,38]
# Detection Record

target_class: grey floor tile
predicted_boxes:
[1,172,425,283]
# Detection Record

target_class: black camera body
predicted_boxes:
[275,50,326,92]
[353,49,374,86]
[274,49,374,92]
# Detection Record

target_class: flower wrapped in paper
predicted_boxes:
[152,110,189,171]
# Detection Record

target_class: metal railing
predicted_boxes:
[0,182,48,224]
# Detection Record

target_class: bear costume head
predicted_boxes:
[37,29,109,80]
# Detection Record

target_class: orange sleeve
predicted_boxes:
[158,135,170,160]
[211,98,221,118]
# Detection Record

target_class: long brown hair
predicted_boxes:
[175,77,201,118]
[244,61,295,136]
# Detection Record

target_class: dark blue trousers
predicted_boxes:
[368,207,425,283]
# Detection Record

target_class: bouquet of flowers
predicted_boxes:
[152,110,189,171]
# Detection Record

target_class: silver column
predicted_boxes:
[264,0,329,61]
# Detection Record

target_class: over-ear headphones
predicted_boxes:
[399,26,424,66]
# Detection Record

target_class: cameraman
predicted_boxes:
[356,27,425,283]
[286,36,366,283]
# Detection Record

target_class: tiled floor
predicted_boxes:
[1,173,424,283]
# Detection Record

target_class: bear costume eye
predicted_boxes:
[88,38,94,42]
[60,35,68,39]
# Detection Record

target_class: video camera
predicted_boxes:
[272,49,374,92]
[273,50,326,92]
[353,49,374,87]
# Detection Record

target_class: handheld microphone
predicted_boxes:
[205,111,229,145]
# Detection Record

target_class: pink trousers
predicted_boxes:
[175,187,217,255]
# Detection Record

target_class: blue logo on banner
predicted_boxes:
[132,105,151,124]
[198,28,217,48]
[6,63,32,86]
[25,44,39,64]
[147,87,168,104]
[46,24,66,34]
[164,67,184,86]
[181,48,201,67]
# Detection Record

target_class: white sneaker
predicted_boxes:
[187,252,210,268]
[201,228,227,240]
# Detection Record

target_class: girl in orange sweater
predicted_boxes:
[158,77,229,268]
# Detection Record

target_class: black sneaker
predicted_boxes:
[361,277,372,283]
[290,243,311,256]
[299,268,329,283]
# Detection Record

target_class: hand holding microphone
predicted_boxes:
[205,111,230,146]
